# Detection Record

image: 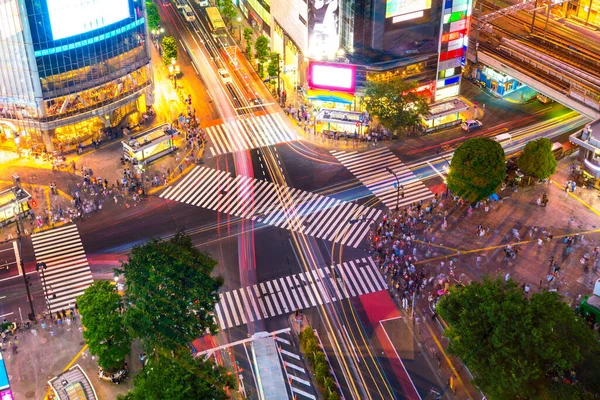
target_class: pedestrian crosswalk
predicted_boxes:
[31,224,93,312]
[160,166,381,248]
[213,257,387,330]
[207,112,299,156]
[275,331,317,400]
[331,148,435,210]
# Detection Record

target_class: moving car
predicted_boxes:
[461,119,483,132]
[536,94,553,104]
[182,5,195,21]
[218,68,233,84]
[195,0,210,5]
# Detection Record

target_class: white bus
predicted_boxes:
[183,5,195,21]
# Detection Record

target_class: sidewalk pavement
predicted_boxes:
[7,313,139,400]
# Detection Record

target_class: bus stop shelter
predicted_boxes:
[122,123,178,165]
[314,108,368,137]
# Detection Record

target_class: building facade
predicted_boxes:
[238,0,473,108]
[0,0,153,151]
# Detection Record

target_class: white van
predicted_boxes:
[183,5,195,21]
[493,133,512,143]
[195,0,209,6]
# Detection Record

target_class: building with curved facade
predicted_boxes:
[0,0,153,152]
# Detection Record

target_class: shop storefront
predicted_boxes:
[474,66,524,97]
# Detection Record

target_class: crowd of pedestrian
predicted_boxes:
[367,187,600,315]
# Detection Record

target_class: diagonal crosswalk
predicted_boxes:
[207,113,299,156]
[331,147,435,210]
[31,224,93,312]
[160,166,381,248]
[213,257,387,330]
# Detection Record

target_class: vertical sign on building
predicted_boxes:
[434,0,474,101]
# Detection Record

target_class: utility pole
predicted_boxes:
[386,167,403,212]
[12,196,36,321]
[36,261,51,316]
[531,0,539,33]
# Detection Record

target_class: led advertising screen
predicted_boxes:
[308,62,356,93]
[307,0,340,59]
[386,0,432,19]
[47,0,131,40]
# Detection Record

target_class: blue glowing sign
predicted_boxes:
[0,352,9,390]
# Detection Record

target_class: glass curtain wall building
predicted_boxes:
[0,0,152,152]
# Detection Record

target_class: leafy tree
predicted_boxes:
[219,0,237,23]
[363,76,429,135]
[267,52,280,79]
[243,27,254,59]
[78,281,131,372]
[117,350,236,400]
[161,36,178,66]
[437,277,600,400]
[254,35,270,78]
[517,137,557,180]
[145,1,161,32]
[117,233,223,352]
[447,137,506,202]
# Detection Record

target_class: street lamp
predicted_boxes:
[385,167,403,212]
[237,16,242,42]
[437,149,451,197]
[170,57,178,89]
[35,261,52,315]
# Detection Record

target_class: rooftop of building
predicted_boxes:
[48,364,97,400]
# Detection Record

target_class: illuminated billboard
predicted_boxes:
[307,62,356,93]
[386,0,432,19]
[307,0,340,59]
[47,0,131,40]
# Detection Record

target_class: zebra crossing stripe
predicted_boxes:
[214,258,386,330]
[160,166,381,248]
[206,113,300,156]
[31,224,93,311]
[331,148,435,210]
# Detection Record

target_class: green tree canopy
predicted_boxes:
[437,277,600,400]
[145,1,160,32]
[117,233,223,352]
[78,281,131,372]
[117,351,236,400]
[363,77,429,135]
[243,28,254,59]
[254,34,270,64]
[517,137,558,180]
[267,52,280,78]
[447,137,506,202]
[161,36,178,66]
[219,0,237,22]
